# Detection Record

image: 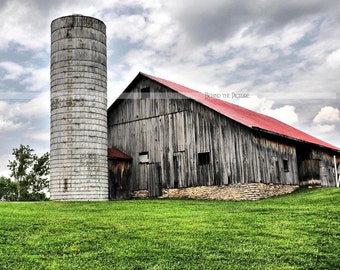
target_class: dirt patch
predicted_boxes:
[131,183,299,201]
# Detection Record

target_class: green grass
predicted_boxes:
[0,188,339,270]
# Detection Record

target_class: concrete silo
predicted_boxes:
[50,15,108,200]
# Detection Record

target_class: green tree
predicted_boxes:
[0,176,18,201]
[8,145,49,201]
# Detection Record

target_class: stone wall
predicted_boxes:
[131,183,299,201]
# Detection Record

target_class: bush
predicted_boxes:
[0,176,18,201]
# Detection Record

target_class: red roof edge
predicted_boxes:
[108,147,132,160]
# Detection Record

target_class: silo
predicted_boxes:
[50,15,108,200]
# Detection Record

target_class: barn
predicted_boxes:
[107,72,340,197]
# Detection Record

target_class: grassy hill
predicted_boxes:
[0,188,339,269]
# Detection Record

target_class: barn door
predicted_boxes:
[108,160,131,200]
[148,163,162,197]
[173,151,186,188]
[298,159,320,182]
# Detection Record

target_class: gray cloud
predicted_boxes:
[168,0,340,44]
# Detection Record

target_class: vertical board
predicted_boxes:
[148,163,162,197]
[173,151,187,187]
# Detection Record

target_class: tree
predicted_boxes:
[0,176,18,201]
[7,145,49,201]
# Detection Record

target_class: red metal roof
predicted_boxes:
[141,72,340,151]
[108,147,132,160]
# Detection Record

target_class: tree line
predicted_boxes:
[0,145,49,201]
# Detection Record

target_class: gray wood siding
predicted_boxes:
[310,149,339,186]
[251,136,299,185]
[109,111,192,190]
[108,77,337,190]
[185,100,299,186]
[109,78,190,125]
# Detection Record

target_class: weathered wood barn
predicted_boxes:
[107,72,340,197]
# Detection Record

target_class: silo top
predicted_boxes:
[51,15,106,34]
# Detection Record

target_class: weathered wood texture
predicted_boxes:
[298,160,320,183]
[147,163,162,197]
[299,149,339,186]
[296,143,340,186]
[251,135,298,185]
[108,77,339,190]
[313,150,339,186]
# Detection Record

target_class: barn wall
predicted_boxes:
[185,99,254,186]
[108,77,331,191]
[185,101,299,186]
[108,78,261,189]
[296,144,339,186]
[109,111,192,190]
[251,135,299,185]
[310,149,339,186]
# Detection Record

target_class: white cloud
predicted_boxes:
[25,132,50,142]
[0,114,23,133]
[0,154,12,177]
[236,96,298,126]
[0,61,49,91]
[326,49,340,68]
[0,101,24,133]
[306,123,340,149]
[308,106,340,144]
[0,91,49,135]
[166,0,339,45]
[0,61,26,79]
[0,1,48,50]
[314,124,336,133]
[107,14,147,43]
[22,66,50,91]
[313,106,340,124]
[236,95,273,112]
[0,0,116,50]
[265,105,299,126]
[18,91,50,118]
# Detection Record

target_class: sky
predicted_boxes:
[0,0,340,177]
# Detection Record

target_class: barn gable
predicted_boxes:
[107,72,340,195]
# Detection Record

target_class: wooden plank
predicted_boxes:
[148,163,162,197]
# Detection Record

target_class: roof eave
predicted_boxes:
[252,126,340,153]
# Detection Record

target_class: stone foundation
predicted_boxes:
[131,183,299,201]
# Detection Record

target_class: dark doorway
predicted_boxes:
[108,147,133,200]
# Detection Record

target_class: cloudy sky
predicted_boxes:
[0,0,340,176]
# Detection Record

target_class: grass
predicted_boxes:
[0,188,339,270]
